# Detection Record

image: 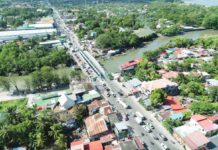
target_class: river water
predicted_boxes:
[101,30,218,73]
[183,0,218,6]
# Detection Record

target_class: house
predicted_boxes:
[84,113,109,140]
[119,140,140,150]
[99,105,113,116]
[100,133,116,145]
[62,118,77,129]
[71,140,103,150]
[114,122,129,140]
[87,100,102,115]
[206,79,218,87]
[141,78,178,95]
[190,115,218,136]
[165,96,186,113]
[123,78,142,96]
[158,70,179,79]
[81,90,101,104]
[184,131,210,150]
[174,125,209,150]
[133,136,146,150]
[105,144,122,150]
[170,112,184,121]
[108,113,122,126]
[120,58,141,71]
[58,94,75,110]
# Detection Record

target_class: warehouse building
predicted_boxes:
[0,29,57,41]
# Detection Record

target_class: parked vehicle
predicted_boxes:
[142,125,151,133]
[159,134,168,141]
[135,111,145,120]
[135,117,143,125]
[160,143,169,150]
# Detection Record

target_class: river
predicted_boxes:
[183,0,218,6]
[101,29,218,73]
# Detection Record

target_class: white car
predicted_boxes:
[160,143,169,150]
[142,125,151,133]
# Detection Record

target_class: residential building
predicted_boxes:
[123,78,142,96]
[120,58,141,71]
[84,113,109,140]
[87,100,102,115]
[165,96,186,113]
[99,133,116,145]
[158,70,179,79]
[81,90,101,104]
[71,140,103,150]
[108,113,122,126]
[174,125,209,150]
[141,78,178,95]
[58,94,75,110]
[119,140,139,150]
[183,131,209,150]
[206,79,218,87]
[114,122,129,140]
[190,115,218,136]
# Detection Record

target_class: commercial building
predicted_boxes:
[0,29,57,41]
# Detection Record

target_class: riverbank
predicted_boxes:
[100,29,218,73]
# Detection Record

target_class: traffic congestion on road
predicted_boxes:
[47,1,184,149]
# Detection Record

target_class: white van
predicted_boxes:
[135,111,145,120]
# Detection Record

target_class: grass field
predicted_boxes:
[0,98,27,111]
[0,67,73,91]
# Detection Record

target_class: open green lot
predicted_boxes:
[0,98,27,112]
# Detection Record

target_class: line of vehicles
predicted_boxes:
[133,111,169,150]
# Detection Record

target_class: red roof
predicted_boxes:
[174,48,183,55]
[131,88,141,93]
[120,58,141,69]
[100,133,115,144]
[134,137,145,150]
[183,131,209,150]
[191,115,207,122]
[84,141,103,150]
[207,115,218,123]
[198,119,218,132]
[165,96,186,112]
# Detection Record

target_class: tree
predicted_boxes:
[190,101,214,115]
[162,118,183,133]
[160,25,180,36]
[183,111,192,120]
[209,86,218,102]
[180,81,205,97]
[0,77,11,91]
[73,104,88,126]
[149,89,166,106]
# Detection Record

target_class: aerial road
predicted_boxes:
[46,0,184,149]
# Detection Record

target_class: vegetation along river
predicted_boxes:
[101,29,218,73]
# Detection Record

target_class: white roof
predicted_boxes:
[174,124,198,138]
[206,79,218,86]
[141,78,177,92]
[29,23,53,28]
[58,94,75,110]
[124,78,142,89]
[39,40,60,45]
[115,122,128,131]
[0,29,56,37]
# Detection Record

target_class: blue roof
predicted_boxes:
[170,113,184,120]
